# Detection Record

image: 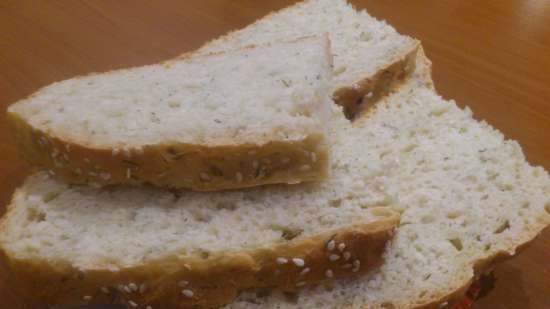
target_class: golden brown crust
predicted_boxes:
[0,207,399,309]
[7,111,329,191]
[333,41,420,120]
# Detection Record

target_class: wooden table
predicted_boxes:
[0,1,548,308]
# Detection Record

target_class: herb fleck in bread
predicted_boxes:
[7,36,333,191]
[197,0,420,118]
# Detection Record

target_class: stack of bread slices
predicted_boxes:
[1,1,549,309]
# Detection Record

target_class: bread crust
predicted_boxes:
[0,188,399,309]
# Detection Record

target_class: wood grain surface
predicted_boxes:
[0,1,548,308]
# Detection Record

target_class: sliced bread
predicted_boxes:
[196,0,420,118]
[0,100,402,309]
[218,51,550,309]
[7,36,333,191]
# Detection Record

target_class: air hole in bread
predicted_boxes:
[449,238,463,251]
[329,199,342,208]
[42,191,61,203]
[494,220,510,234]
[26,208,46,223]
[419,290,427,298]
[283,291,300,303]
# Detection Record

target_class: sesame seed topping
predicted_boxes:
[182,289,194,298]
[124,285,132,293]
[83,295,92,301]
[276,257,288,264]
[366,91,374,98]
[200,172,211,181]
[112,148,120,155]
[310,152,317,162]
[117,284,125,292]
[343,251,352,261]
[439,302,448,308]
[236,172,243,182]
[89,171,98,177]
[126,168,132,179]
[325,269,334,278]
[352,260,361,272]
[329,254,340,261]
[326,239,336,251]
[292,258,305,267]
[252,160,259,169]
[299,164,311,172]
[178,280,189,287]
[139,283,148,294]
[51,148,60,158]
[47,170,55,176]
[300,267,310,276]
[128,300,138,307]
[338,243,346,252]
[296,281,306,287]
[62,153,69,161]
[100,286,109,294]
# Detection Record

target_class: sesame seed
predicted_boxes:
[366,91,373,98]
[51,148,60,158]
[126,168,132,179]
[296,281,306,287]
[182,289,194,298]
[338,243,346,252]
[252,160,259,169]
[343,251,351,261]
[47,170,56,176]
[200,172,210,181]
[83,295,92,301]
[310,152,317,162]
[236,172,243,182]
[299,164,311,172]
[178,280,189,287]
[128,300,138,307]
[139,283,148,294]
[352,260,361,272]
[276,257,288,265]
[300,267,310,276]
[117,284,125,292]
[439,302,448,308]
[325,269,334,278]
[100,286,109,294]
[292,258,305,267]
[112,148,120,155]
[329,254,340,261]
[124,285,132,293]
[326,239,336,251]
[62,153,69,161]
[89,171,98,177]
[282,157,290,164]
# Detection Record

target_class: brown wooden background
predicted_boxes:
[0,1,549,308]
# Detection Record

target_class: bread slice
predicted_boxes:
[0,99,402,309]
[216,51,550,309]
[7,36,333,191]
[196,0,420,118]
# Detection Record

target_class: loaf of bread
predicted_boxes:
[7,36,333,191]
[219,50,550,309]
[0,103,401,309]
[197,0,420,119]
